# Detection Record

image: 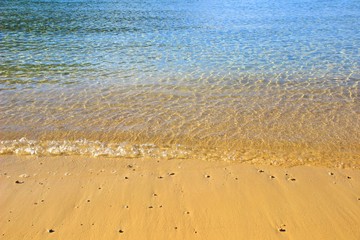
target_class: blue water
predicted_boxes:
[1,0,359,87]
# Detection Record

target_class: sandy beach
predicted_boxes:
[1,155,360,239]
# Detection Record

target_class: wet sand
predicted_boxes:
[1,155,360,239]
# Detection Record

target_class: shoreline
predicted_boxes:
[1,155,360,239]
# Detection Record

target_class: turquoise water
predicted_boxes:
[1,0,359,166]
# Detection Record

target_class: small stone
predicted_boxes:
[258,170,264,173]
[270,175,275,179]
[119,229,124,233]
[48,229,55,233]
[290,178,296,181]
[124,177,129,179]
[158,176,163,179]
[127,165,133,168]
[279,228,286,232]
[169,173,175,176]
[148,206,153,209]
[87,200,90,202]
[205,175,210,178]
[328,172,334,176]
[347,176,351,179]
[15,180,24,184]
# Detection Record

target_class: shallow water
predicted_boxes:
[1,0,359,166]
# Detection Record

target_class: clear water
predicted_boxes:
[1,0,359,166]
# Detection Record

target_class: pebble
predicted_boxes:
[15,180,24,184]
[48,229,55,233]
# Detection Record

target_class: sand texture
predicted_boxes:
[1,155,360,239]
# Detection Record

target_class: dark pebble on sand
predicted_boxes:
[119,229,124,233]
[279,228,286,232]
[124,177,129,179]
[290,178,296,181]
[15,180,24,184]
[258,170,264,173]
[149,206,153,209]
[48,229,55,233]
[347,176,351,179]
[169,173,175,176]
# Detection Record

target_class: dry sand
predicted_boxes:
[1,155,360,239]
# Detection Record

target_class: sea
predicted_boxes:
[1,0,359,167]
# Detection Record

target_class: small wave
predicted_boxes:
[0,137,190,159]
